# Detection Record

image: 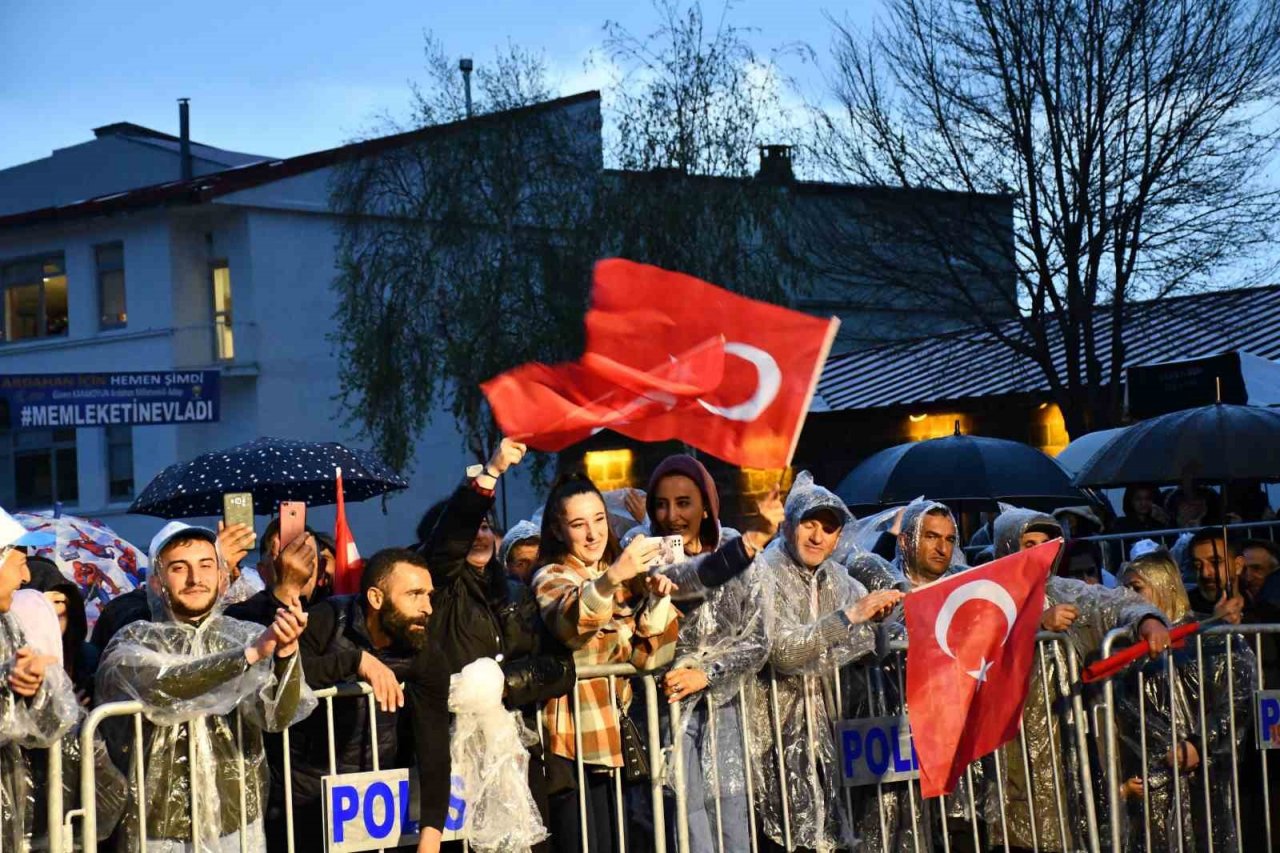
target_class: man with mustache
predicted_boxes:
[284,547,450,853]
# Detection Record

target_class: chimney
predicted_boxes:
[178,98,192,181]
[757,144,795,184]
[459,59,474,118]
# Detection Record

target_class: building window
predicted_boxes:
[96,242,127,329]
[106,425,134,500]
[0,427,78,509]
[1034,403,1069,457]
[904,412,971,442]
[211,262,234,360]
[1,253,68,342]
[584,449,634,491]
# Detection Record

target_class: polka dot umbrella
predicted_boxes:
[128,436,409,519]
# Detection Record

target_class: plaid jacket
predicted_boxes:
[534,557,679,767]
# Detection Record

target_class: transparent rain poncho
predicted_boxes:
[448,657,547,853]
[95,561,316,851]
[1113,555,1257,852]
[746,471,879,851]
[989,508,1163,851]
[0,610,80,850]
[496,519,541,568]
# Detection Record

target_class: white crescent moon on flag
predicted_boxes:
[934,579,1018,660]
[697,343,782,422]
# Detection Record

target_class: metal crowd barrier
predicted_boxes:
[23,624,1280,853]
[1099,623,1277,853]
[1078,520,1280,573]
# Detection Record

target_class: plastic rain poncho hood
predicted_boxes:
[747,471,875,851]
[891,498,966,587]
[96,522,316,851]
[497,520,540,570]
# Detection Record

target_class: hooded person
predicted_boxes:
[988,509,1169,852]
[95,521,316,853]
[891,499,963,589]
[747,471,903,852]
[624,454,778,853]
[1116,551,1257,852]
[0,508,80,850]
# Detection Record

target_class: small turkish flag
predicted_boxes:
[333,467,364,595]
[482,259,839,469]
[904,539,1061,797]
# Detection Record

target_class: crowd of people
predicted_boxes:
[0,440,1276,852]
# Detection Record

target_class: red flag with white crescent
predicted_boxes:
[481,259,839,469]
[904,539,1061,797]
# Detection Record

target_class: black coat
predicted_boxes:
[419,481,575,707]
[291,594,452,832]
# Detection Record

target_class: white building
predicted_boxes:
[0,97,594,549]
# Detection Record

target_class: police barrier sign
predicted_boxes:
[837,715,920,787]
[1256,690,1280,749]
[323,770,466,852]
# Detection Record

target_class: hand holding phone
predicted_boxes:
[278,501,307,551]
[641,534,685,568]
[223,492,254,531]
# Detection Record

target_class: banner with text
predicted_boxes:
[0,371,220,430]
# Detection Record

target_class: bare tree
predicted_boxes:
[808,0,1280,435]
[599,0,805,301]
[330,39,601,473]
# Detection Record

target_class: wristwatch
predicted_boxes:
[467,464,500,480]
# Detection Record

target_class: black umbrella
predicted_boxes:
[836,429,1090,512]
[1072,403,1280,488]
[129,436,408,519]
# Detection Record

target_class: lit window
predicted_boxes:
[211,262,234,360]
[96,242,127,329]
[904,413,971,442]
[106,425,134,500]
[1,254,68,342]
[1034,403,1069,456]
[0,426,78,508]
[584,449,634,491]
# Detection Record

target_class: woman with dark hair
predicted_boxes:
[533,473,681,853]
[632,454,780,853]
[1111,484,1170,535]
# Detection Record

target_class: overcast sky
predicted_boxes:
[0,1,879,169]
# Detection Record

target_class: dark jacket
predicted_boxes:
[88,586,150,652]
[420,480,575,706]
[292,594,452,832]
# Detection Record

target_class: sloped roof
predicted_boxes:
[816,284,1280,411]
[0,91,600,231]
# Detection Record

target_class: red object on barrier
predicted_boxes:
[333,467,364,595]
[904,539,1061,797]
[1081,620,1207,683]
[481,259,840,469]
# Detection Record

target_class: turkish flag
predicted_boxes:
[904,539,1061,797]
[481,334,726,451]
[332,467,365,595]
[482,259,840,469]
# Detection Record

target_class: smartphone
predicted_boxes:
[642,534,685,568]
[222,492,254,532]
[278,501,307,550]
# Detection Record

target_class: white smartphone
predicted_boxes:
[642,534,685,568]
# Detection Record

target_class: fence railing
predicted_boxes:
[15,624,1278,853]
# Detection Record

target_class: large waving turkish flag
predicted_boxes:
[904,540,1061,797]
[481,259,839,469]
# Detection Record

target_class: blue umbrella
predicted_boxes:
[836,428,1089,512]
[129,436,408,519]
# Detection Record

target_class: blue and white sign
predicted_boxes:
[322,769,467,852]
[837,715,920,787]
[1256,690,1280,749]
[0,371,220,430]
